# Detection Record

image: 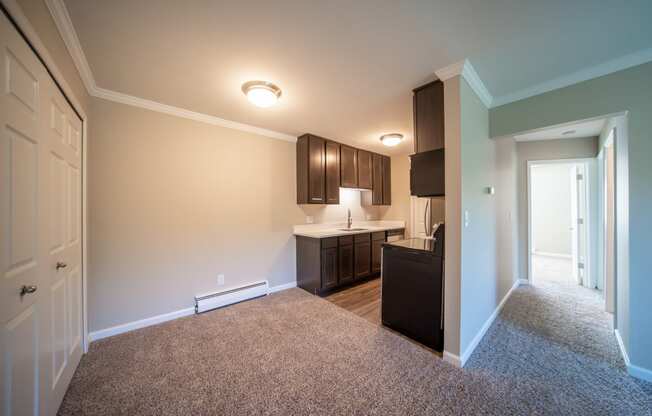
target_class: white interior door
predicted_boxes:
[1,12,47,415]
[570,166,579,284]
[0,11,83,416]
[44,72,83,416]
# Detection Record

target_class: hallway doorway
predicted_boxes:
[528,160,598,291]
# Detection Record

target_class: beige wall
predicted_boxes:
[382,155,411,232]
[515,137,598,280]
[443,76,462,357]
[16,0,91,112]
[88,97,409,332]
[88,98,307,331]
[299,189,386,225]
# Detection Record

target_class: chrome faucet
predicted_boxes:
[346,209,353,229]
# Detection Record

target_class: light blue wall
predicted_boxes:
[490,62,652,372]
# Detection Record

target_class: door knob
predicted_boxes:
[20,285,38,297]
[56,262,67,270]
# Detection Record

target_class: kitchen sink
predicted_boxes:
[337,228,368,232]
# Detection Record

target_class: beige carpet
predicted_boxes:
[59,285,651,415]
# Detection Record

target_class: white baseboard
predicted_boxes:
[443,351,461,367]
[614,329,652,382]
[89,280,298,343]
[518,278,530,286]
[458,279,522,367]
[88,307,195,342]
[628,363,652,382]
[268,281,297,293]
[532,250,572,259]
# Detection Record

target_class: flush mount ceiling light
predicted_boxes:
[380,133,404,147]
[241,81,282,108]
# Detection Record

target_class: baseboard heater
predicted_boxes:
[194,280,268,314]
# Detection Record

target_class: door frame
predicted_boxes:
[527,158,594,285]
[2,0,90,352]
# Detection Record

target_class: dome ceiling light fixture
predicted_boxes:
[241,80,282,108]
[380,133,404,147]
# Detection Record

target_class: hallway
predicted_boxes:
[466,279,652,414]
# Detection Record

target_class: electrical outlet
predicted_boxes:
[366,214,372,220]
[306,216,314,224]
[217,274,225,286]
[464,210,470,228]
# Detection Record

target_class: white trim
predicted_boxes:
[88,307,196,342]
[532,251,572,259]
[43,0,96,92]
[434,59,493,108]
[628,363,652,383]
[526,158,595,286]
[2,0,91,354]
[268,281,297,293]
[613,329,652,382]
[42,0,296,143]
[443,351,461,367]
[492,48,652,107]
[93,86,296,142]
[88,281,296,342]
[458,279,521,366]
[518,278,530,286]
[614,329,630,366]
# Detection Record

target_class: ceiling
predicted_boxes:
[514,118,606,142]
[63,0,652,155]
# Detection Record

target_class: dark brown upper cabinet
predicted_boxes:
[372,153,384,205]
[357,150,373,190]
[413,80,444,154]
[298,133,391,206]
[297,134,327,204]
[325,140,340,204]
[382,155,391,205]
[340,145,358,188]
[368,153,391,206]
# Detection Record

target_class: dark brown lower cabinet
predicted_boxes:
[354,242,371,278]
[321,247,338,289]
[338,242,354,284]
[371,232,385,273]
[297,230,403,295]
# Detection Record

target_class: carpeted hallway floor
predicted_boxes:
[59,281,652,415]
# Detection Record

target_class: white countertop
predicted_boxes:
[293,220,406,238]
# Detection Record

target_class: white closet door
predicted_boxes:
[0,10,83,416]
[43,71,83,416]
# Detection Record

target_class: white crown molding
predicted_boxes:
[44,0,96,92]
[44,0,296,142]
[492,48,652,107]
[435,59,493,108]
[94,86,296,142]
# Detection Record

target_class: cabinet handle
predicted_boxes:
[56,262,67,270]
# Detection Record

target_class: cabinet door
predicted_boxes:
[357,150,373,189]
[382,156,391,205]
[413,81,444,153]
[325,140,340,204]
[372,153,383,205]
[340,145,358,188]
[371,239,383,273]
[321,247,338,289]
[308,135,325,203]
[354,242,371,278]
[338,244,354,284]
